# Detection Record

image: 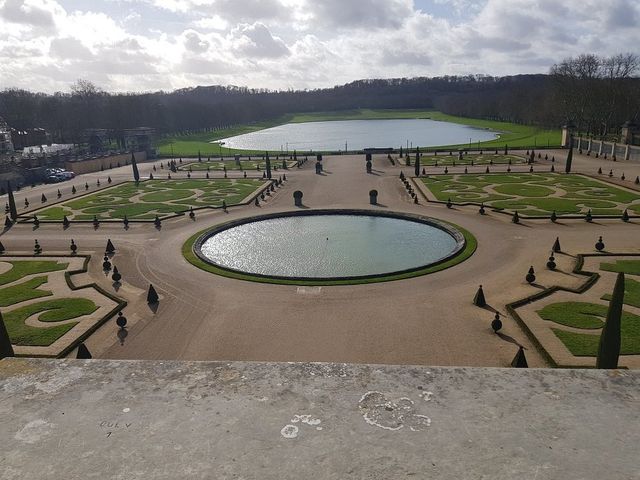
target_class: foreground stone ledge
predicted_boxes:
[0,358,638,479]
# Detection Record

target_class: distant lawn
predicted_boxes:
[156,109,561,156]
[421,173,640,216]
[538,301,640,356]
[35,179,265,221]
[4,297,98,346]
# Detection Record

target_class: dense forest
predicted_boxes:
[0,53,638,143]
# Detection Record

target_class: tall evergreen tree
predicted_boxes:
[265,152,272,179]
[596,273,624,368]
[565,145,573,174]
[131,152,140,182]
[414,147,421,177]
[7,181,17,221]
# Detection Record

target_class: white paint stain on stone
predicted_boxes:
[358,391,431,432]
[419,391,433,402]
[122,408,130,413]
[280,424,299,439]
[14,419,55,444]
[291,414,321,426]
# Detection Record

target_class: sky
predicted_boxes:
[0,0,639,93]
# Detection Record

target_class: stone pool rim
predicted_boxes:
[186,209,475,285]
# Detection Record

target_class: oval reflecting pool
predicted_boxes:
[196,211,465,280]
[216,119,499,151]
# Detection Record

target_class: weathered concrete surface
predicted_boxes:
[1,358,638,479]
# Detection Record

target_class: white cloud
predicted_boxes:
[230,22,289,58]
[0,0,638,93]
[0,0,58,27]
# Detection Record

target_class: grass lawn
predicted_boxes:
[602,277,640,308]
[156,109,561,156]
[601,260,640,276]
[0,260,68,286]
[0,276,52,306]
[35,179,265,220]
[179,158,296,172]
[421,173,640,216]
[538,301,640,356]
[4,297,98,346]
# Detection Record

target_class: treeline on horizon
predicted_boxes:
[0,53,638,144]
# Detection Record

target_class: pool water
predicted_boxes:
[198,213,462,279]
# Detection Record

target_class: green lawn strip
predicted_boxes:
[538,302,607,329]
[551,329,601,356]
[34,180,265,220]
[552,323,640,356]
[0,276,52,306]
[4,298,98,346]
[602,278,640,308]
[182,222,477,286]
[36,206,71,221]
[601,260,640,276]
[156,109,561,156]
[0,261,68,286]
[539,301,640,356]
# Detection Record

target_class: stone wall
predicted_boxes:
[65,151,147,175]
[574,137,640,162]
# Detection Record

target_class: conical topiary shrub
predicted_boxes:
[511,346,528,367]
[473,285,486,307]
[76,342,92,359]
[105,239,115,254]
[552,237,561,253]
[596,272,624,369]
[147,284,159,304]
